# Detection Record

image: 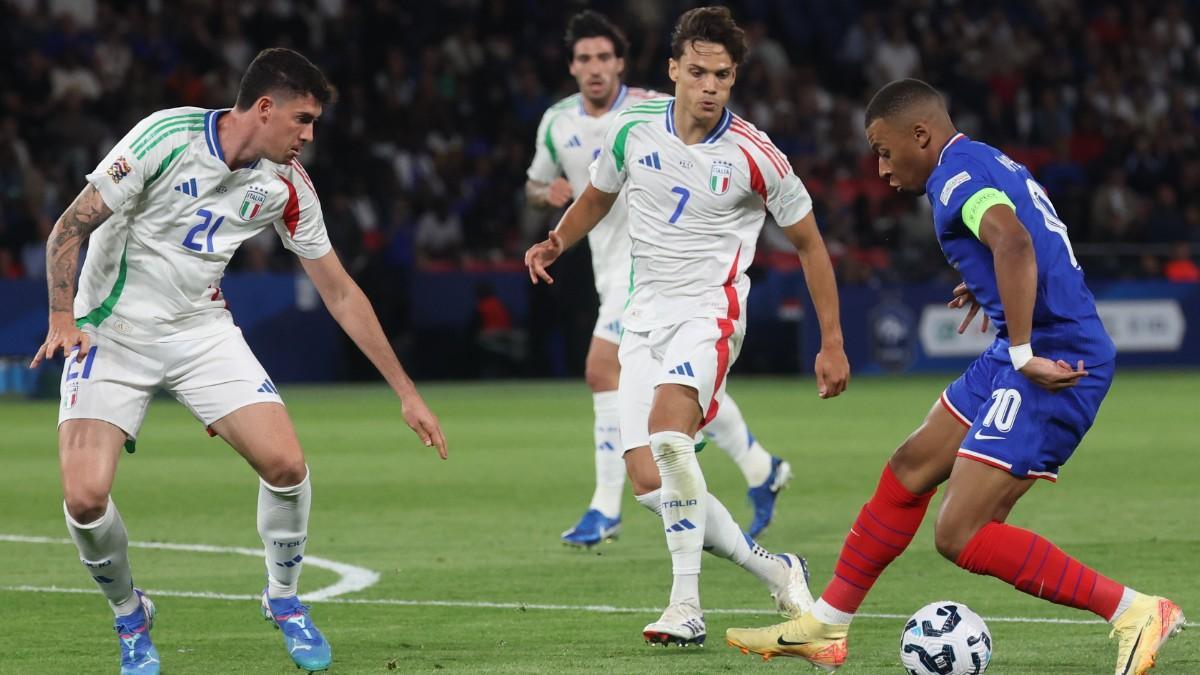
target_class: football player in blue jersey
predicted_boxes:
[726,79,1183,675]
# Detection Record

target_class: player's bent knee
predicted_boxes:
[624,447,661,494]
[933,514,978,562]
[64,490,110,524]
[584,364,618,392]
[259,460,308,488]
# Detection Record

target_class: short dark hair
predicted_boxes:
[670,6,748,64]
[564,10,628,60]
[864,78,944,127]
[235,48,337,111]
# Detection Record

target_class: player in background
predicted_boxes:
[527,10,796,548]
[30,48,447,675]
[526,7,849,647]
[725,79,1184,675]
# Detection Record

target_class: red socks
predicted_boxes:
[822,465,935,614]
[956,521,1124,620]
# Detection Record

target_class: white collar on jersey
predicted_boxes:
[937,132,967,166]
[578,84,628,116]
[665,99,732,144]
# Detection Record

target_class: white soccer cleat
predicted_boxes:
[769,553,814,619]
[643,603,707,647]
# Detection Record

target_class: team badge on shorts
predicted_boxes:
[63,381,80,409]
[240,186,268,220]
[106,156,132,184]
[709,160,732,195]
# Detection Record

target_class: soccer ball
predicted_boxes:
[899,601,992,675]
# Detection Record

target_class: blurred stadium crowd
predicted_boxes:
[2,0,1198,287]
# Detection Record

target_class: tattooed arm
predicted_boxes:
[30,184,113,367]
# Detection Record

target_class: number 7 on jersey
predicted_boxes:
[668,186,690,224]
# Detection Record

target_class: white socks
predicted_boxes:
[650,430,707,609]
[812,597,856,625]
[635,488,787,591]
[705,394,774,487]
[589,391,625,519]
[258,470,312,599]
[65,498,139,617]
[1108,587,1137,623]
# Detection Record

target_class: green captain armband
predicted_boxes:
[961,188,1015,239]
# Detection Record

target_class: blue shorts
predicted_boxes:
[940,352,1114,482]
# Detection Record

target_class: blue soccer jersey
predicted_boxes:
[926,133,1116,367]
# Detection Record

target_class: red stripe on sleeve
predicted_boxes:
[729,119,789,177]
[276,173,300,237]
[738,145,767,203]
[291,160,317,195]
[736,118,790,170]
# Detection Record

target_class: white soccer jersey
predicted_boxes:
[589,98,813,331]
[80,107,331,340]
[527,85,657,299]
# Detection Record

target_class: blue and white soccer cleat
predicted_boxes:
[261,590,332,673]
[747,456,793,538]
[560,509,621,548]
[769,553,814,619]
[115,589,159,675]
[644,603,707,647]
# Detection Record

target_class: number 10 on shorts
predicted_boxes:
[982,388,1022,432]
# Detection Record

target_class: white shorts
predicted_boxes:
[592,286,626,345]
[59,325,283,440]
[617,317,745,451]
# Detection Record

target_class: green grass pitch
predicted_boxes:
[1,371,1196,673]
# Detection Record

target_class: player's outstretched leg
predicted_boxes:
[955,519,1186,675]
[703,393,792,537]
[257,471,331,672]
[561,390,624,547]
[726,397,961,668]
[725,463,933,667]
[636,488,813,619]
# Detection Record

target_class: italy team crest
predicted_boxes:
[709,160,732,195]
[240,186,268,220]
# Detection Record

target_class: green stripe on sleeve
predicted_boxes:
[145,144,189,186]
[961,187,1016,239]
[612,120,648,173]
[76,243,129,329]
[543,114,560,165]
[136,126,204,159]
[130,113,204,150]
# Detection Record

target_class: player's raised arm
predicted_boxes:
[524,183,618,285]
[780,211,849,398]
[974,200,1087,391]
[31,184,113,367]
[299,250,448,458]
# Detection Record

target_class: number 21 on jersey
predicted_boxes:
[182,208,224,253]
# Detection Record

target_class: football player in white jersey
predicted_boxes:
[526,7,850,647]
[30,48,446,675]
[527,10,797,549]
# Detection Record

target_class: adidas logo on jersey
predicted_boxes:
[668,361,695,377]
[565,135,582,148]
[257,379,279,394]
[638,152,662,170]
[173,178,199,197]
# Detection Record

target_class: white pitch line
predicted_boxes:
[3,583,1193,628]
[5,535,1193,628]
[0,534,378,601]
